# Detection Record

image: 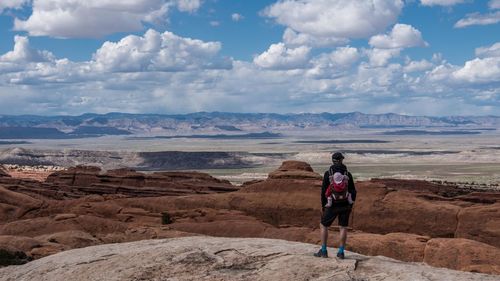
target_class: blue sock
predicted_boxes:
[321,244,327,252]
[338,246,345,253]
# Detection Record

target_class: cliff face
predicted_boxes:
[0,236,497,281]
[0,161,499,275]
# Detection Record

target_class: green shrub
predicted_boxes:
[0,249,32,266]
[161,212,173,225]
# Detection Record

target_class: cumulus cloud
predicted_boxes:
[0,0,29,11]
[0,36,54,63]
[0,38,93,86]
[369,24,428,49]
[420,0,465,6]
[253,43,311,70]
[282,28,349,48]
[263,0,403,39]
[452,57,500,83]
[92,29,232,72]
[0,29,231,88]
[366,48,401,67]
[454,11,500,28]
[0,50,497,116]
[231,13,243,22]
[425,63,458,82]
[425,50,500,85]
[403,59,434,72]
[0,28,498,116]
[4,58,91,86]
[306,47,359,79]
[476,42,500,58]
[328,47,360,67]
[352,62,405,95]
[13,0,203,38]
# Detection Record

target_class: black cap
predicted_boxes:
[331,152,344,162]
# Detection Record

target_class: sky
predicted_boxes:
[0,0,499,116]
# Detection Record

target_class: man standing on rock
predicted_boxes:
[314,152,357,259]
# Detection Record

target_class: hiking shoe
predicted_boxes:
[314,249,328,258]
[336,252,345,259]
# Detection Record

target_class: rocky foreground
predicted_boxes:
[0,161,499,278]
[1,236,498,281]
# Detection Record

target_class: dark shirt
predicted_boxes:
[321,164,357,207]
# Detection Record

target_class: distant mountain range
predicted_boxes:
[0,112,498,139]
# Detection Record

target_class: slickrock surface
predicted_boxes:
[0,236,497,281]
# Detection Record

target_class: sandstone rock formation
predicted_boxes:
[0,186,43,222]
[0,166,238,200]
[0,237,497,281]
[353,179,500,248]
[0,161,499,276]
[43,166,238,197]
[424,238,500,274]
[267,160,322,180]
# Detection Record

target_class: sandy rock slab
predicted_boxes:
[0,237,498,281]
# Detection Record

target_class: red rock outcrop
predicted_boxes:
[352,179,500,249]
[46,166,101,186]
[0,235,41,253]
[0,215,127,237]
[348,232,429,262]
[424,238,500,275]
[43,166,238,198]
[352,182,461,237]
[0,186,43,222]
[456,203,500,247]
[35,230,100,249]
[268,160,321,180]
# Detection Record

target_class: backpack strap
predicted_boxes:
[328,167,334,182]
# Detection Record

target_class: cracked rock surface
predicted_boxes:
[0,236,497,281]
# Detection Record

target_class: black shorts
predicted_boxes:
[321,205,352,227]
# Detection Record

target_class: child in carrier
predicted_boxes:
[324,166,353,207]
